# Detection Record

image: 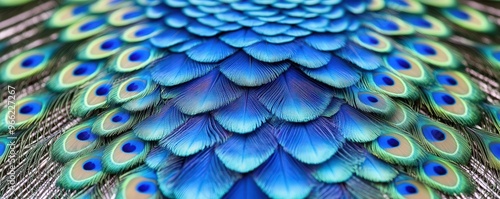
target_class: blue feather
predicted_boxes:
[224,176,268,199]
[150,28,191,48]
[252,23,291,36]
[298,17,329,32]
[243,41,298,62]
[333,105,382,142]
[219,51,290,87]
[145,146,171,170]
[173,149,241,199]
[256,68,333,122]
[215,124,277,173]
[276,117,344,164]
[220,29,262,48]
[186,22,220,37]
[283,27,311,37]
[290,43,331,68]
[160,114,230,156]
[301,55,361,88]
[186,38,237,62]
[169,39,203,52]
[303,33,347,51]
[336,42,382,70]
[133,102,188,141]
[262,35,295,44]
[355,154,398,182]
[151,53,216,86]
[326,17,350,32]
[213,90,271,134]
[170,69,243,115]
[165,11,190,28]
[253,147,314,199]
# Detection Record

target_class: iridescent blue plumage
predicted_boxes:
[1,0,500,198]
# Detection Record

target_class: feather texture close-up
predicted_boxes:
[1,0,500,198]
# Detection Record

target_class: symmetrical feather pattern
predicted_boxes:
[1,0,500,198]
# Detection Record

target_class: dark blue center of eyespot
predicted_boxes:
[21,54,44,68]
[432,92,456,105]
[128,49,150,62]
[0,143,6,155]
[136,181,157,194]
[122,10,143,20]
[73,62,98,76]
[95,85,111,96]
[388,56,412,70]
[396,183,419,195]
[492,51,500,61]
[19,102,42,115]
[414,43,437,56]
[447,8,470,20]
[407,16,432,28]
[76,130,91,141]
[377,19,399,31]
[83,161,95,170]
[79,18,106,32]
[489,142,500,160]
[377,135,400,149]
[374,74,395,86]
[81,159,102,171]
[422,126,447,142]
[437,75,458,86]
[424,162,448,176]
[359,34,379,45]
[110,112,130,123]
[135,26,156,37]
[121,143,137,153]
[368,96,378,103]
[72,5,89,15]
[126,80,146,92]
[100,38,121,51]
[392,0,409,6]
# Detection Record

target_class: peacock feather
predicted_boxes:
[1,0,500,198]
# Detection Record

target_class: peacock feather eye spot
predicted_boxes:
[82,161,96,170]
[112,115,123,122]
[382,76,395,86]
[493,51,500,61]
[359,34,379,45]
[448,8,470,20]
[128,49,150,62]
[430,129,446,141]
[21,54,44,68]
[405,185,418,194]
[72,5,88,15]
[19,102,42,115]
[437,74,458,86]
[410,17,432,28]
[79,18,106,32]
[125,80,146,92]
[0,143,5,154]
[121,142,137,153]
[397,58,411,69]
[136,181,157,193]
[432,92,456,105]
[378,19,399,31]
[414,43,436,56]
[387,137,400,147]
[73,67,87,76]
[137,183,150,192]
[122,10,143,20]
[442,95,455,105]
[433,165,447,175]
[135,26,155,37]
[368,96,379,103]
[397,182,420,195]
[20,105,33,114]
[95,85,110,96]
[489,142,500,159]
[76,130,91,141]
[100,38,121,51]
